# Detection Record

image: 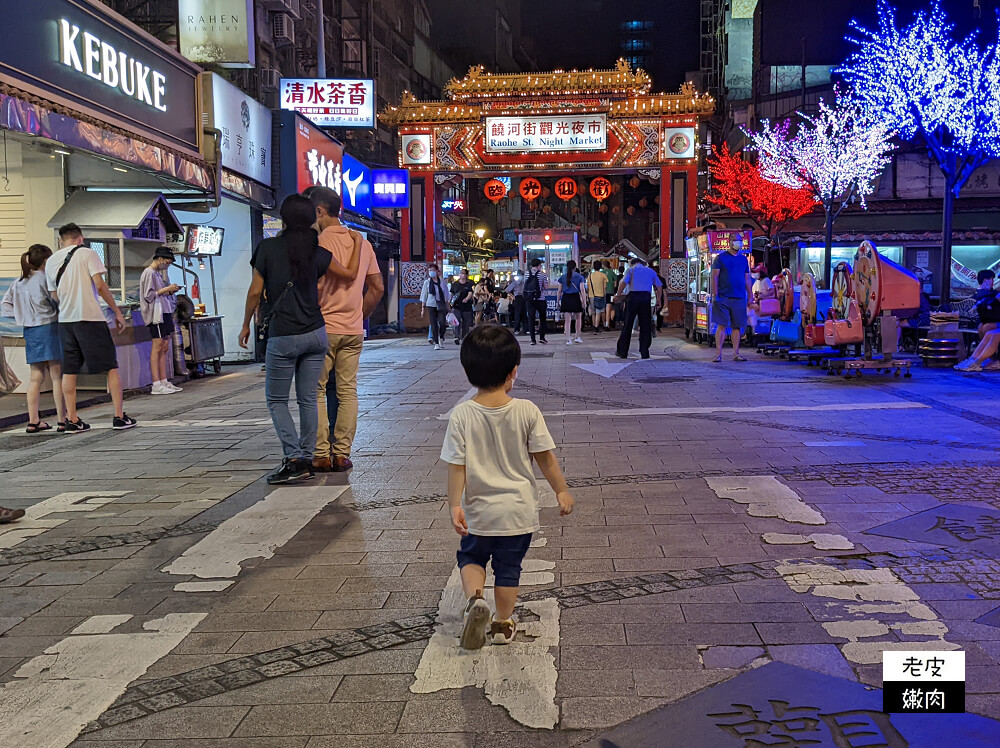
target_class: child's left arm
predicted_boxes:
[532,450,575,516]
[447,463,469,536]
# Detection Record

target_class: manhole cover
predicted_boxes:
[631,377,699,384]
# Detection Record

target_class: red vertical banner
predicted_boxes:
[659,172,671,261]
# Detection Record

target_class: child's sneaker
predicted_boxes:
[490,618,516,645]
[460,591,490,650]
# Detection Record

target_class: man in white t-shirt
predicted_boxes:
[441,325,574,649]
[45,223,135,433]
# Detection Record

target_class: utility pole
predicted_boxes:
[317,0,326,76]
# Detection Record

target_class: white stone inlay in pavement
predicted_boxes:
[531,401,925,420]
[571,358,634,378]
[173,580,235,592]
[802,441,868,447]
[777,562,959,665]
[0,612,205,748]
[69,615,133,635]
[762,532,856,550]
[0,491,130,550]
[411,564,560,729]
[707,476,827,525]
[161,485,350,584]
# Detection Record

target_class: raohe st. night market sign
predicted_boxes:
[485,114,607,153]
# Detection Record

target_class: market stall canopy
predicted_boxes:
[47,192,182,236]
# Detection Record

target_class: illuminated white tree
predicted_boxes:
[840,0,1000,303]
[745,91,895,283]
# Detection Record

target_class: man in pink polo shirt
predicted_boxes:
[309,187,384,472]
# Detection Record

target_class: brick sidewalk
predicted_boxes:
[1,332,999,747]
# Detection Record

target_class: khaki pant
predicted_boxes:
[316,334,363,459]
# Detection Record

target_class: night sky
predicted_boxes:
[520,0,701,92]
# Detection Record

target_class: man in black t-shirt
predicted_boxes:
[450,268,476,344]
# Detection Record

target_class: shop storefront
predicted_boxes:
[173,71,274,364]
[0,0,214,390]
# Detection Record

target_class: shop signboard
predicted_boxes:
[484,114,607,153]
[201,73,271,186]
[663,127,697,159]
[372,169,409,208]
[279,110,343,198]
[341,153,372,217]
[707,229,751,253]
[279,78,375,128]
[402,133,432,165]
[178,0,255,67]
[0,0,201,153]
[441,199,465,212]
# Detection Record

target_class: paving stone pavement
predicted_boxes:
[2,331,1000,747]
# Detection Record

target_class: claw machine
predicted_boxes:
[684,230,752,343]
[519,229,579,321]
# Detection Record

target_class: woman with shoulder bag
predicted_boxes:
[420,264,450,350]
[1,244,64,432]
[238,195,332,485]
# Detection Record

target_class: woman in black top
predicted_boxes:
[239,195,331,485]
[450,268,476,344]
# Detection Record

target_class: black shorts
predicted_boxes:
[457,533,532,587]
[59,321,119,375]
[149,315,175,339]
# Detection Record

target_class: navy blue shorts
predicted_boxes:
[457,533,532,587]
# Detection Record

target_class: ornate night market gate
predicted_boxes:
[380,60,715,326]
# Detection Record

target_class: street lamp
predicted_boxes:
[474,228,486,239]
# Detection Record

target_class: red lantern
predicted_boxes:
[629,176,641,189]
[484,178,507,203]
[590,177,612,201]
[638,197,649,209]
[555,177,578,201]
[519,177,542,201]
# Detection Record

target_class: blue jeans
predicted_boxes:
[265,328,328,460]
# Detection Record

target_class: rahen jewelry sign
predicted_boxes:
[484,114,607,153]
[178,0,255,67]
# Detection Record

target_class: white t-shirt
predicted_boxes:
[440,398,556,536]
[752,277,775,298]
[45,245,107,323]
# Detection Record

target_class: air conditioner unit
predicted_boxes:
[272,13,295,46]
[262,0,287,10]
[260,68,281,91]
[284,0,301,19]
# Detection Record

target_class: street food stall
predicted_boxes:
[166,225,226,376]
[684,229,752,343]
[519,229,579,320]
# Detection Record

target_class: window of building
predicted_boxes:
[621,39,651,52]
[620,20,653,32]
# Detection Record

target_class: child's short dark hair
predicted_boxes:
[460,324,521,388]
[978,269,996,285]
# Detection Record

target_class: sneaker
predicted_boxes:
[566,339,574,345]
[434,344,442,351]
[539,339,547,344]
[63,418,91,434]
[575,337,583,344]
[164,381,183,392]
[112,413,137,430]
[490,618,516,645]
[460,592,491,650]
[985,359,1000,371]
[150,383,169,395]
[267,458,314,485]
[955,358,982,372]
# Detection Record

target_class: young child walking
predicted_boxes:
[441,324,574,649]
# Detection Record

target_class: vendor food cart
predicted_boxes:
[684,230,752,343]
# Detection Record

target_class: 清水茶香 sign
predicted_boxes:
[484,114,607,153]
[280,78,375,128]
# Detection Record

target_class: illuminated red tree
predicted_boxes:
[707,143,816,242]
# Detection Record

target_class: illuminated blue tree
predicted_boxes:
[841,1,1000,303]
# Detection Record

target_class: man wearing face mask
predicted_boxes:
[421,264,450,350]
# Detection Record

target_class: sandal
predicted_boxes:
[713,355,723,363]
[733,355,748,362]
[25,422,52,434]
[0,507,26,524]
